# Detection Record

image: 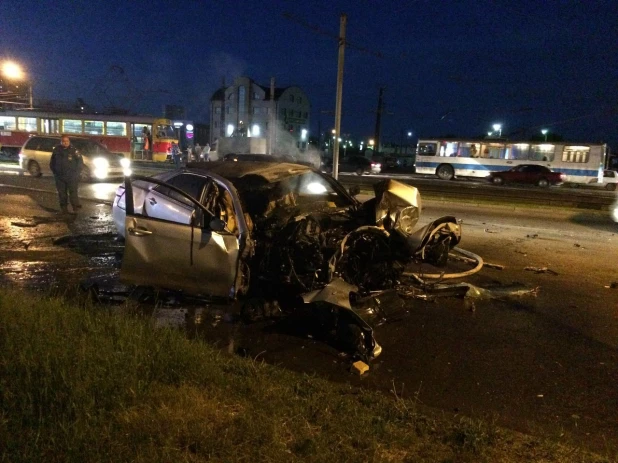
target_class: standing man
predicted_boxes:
[50,135,83,214]
[170,142,181,168]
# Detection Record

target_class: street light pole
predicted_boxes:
[541,129,548,142]
[332,13,347,180]
[28,83,33,109]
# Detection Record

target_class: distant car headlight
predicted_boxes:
[120,157,131,168]
[93,157,109,169]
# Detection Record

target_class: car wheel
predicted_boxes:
[355,167,364,176]
[537,178,550,188]
[492,176,504,185]
[27,160,42,177]
[336,320,368,358]
[79,166,91,183]
[436,164,454,180]
[605,183,616,191]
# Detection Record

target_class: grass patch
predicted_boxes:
[0,289,609,462]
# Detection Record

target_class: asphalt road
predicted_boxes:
[1,170,617,456]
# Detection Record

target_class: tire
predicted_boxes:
[605,183,617,191]
[492,176,504,186]
[355,167,364,176]
[79,166,91,183]
[336,321,368,358]
[537,178,549,188]
[436,164,454,180]
[27,161,42,178]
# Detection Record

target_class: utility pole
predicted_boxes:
[373,87,385,154]
[332,13,347,180]
[269,77,275,155]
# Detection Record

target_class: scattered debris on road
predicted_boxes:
[524,266,559,275]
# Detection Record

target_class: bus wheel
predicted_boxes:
[79,166,92,183]
[27,161,42,178]
[436,164,454,180]
[537,178,549,188]
[606,183,617,191]
[492,176,504,186]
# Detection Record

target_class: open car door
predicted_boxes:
[120,175,240,298]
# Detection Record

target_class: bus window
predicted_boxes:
[483,144,506,159]
[106,122,127,136]
[511,143,529,160]
[62,119,83,134]
[0,116,17,130]
[563,146,590,163]
[440,141,458,157]
[17,117,37,132]
[530,144,555,161]
[459,143,478,158]
[417,142,437,156]
[84,120,104,135]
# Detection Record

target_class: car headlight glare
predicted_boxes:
[120,157,131,168]
[93,157,109,169]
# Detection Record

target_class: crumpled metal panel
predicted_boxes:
[302,277,358,310]
[373,179,422,235]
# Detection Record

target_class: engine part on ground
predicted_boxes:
[403,246,483,282]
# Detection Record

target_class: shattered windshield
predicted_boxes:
[232,171,355,219]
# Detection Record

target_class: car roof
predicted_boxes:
[185,160,313,183]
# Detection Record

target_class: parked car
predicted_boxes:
[19,135,131,182]
[325,155,381,175]
[580,170,618,191]
[113,159,461,359]
[487,164,564,187]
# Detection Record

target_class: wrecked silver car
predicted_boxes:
[117,161,461,359]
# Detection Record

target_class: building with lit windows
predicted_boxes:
[209,76,310,152]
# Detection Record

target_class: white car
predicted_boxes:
[20,135,131,182]
[601,170,618,191]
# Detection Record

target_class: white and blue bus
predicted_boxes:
[414,139,607,184]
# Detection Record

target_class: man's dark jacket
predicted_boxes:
[50,144,83,180]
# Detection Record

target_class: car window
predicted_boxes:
[155,173,210,206]
[38,138,57,152]
[604,170,615,178]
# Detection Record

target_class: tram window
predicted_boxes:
[84,120,104,135]
[562,146,590,163]
[62,119,83,134]
[0,116,17,130]
[17,117,37,132]
[106,122,127,136]
[156,124,175,138]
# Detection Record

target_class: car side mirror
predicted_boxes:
[348,185,361,197]
[209,217,226,232]
[192,208,206,228]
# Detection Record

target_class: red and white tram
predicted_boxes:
[0,109,178,162]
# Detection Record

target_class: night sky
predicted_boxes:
[2,0,617,146]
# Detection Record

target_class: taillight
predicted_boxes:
[372,163,381,168]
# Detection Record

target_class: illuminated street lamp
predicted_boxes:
[1,60,33,109]
[541,129,548,141]
[492,123,502,137]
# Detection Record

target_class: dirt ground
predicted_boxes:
[1,181,617,455]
